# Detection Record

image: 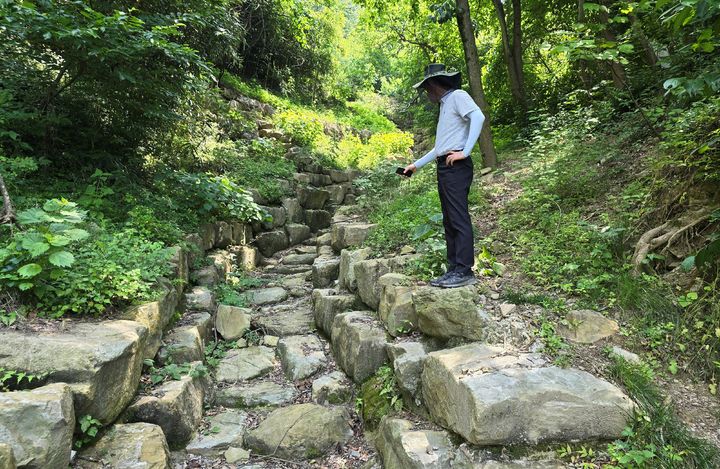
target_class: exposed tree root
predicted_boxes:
[632,207,715,273]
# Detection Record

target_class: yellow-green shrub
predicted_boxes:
[275,108,325,147]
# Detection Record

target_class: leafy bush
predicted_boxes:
[160,172,264,223]
[343,101,396,133]
[0,199,89,295]
[38,229,173,317]
[276,108,325,147]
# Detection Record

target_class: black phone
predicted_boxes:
[396,167,412,177]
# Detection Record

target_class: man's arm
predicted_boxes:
[462,109,485,157]
[404,147,436,174]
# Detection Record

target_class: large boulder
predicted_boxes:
[184,286,216,312]
[124,365,207,448]
[282,252,317,265]
[277,335,327,380]
[312,256,341,288]
[0,321,146,424]
[215,381,296,408]
[0,444,15,469]
[215,347,276,383]
[260,205,287,230]
[79,423,171,469]
[185,410,248,458]
[254,231,289,257]
[122,279,180,359]
[327,184,348,205]
[207,249,235,278]
[378,273,417,336]
[231,222,253,245]
[214,221,234,248]
[375,417,454,469]
[421,344,634,445]
[312,371,353,405]
[338,248,372,292]
[156,325,204,366]
[413,286,488,340]
[331,223,377,253]
[285,223,311,246]
[305,210,332,232]
[312,289,357,336]
[558,309,620,344]
[236,246,260,271]
[0,383,74,469]
[328,169,350,183]
[193,265,220,287]
[331,312,389,383]
[215,305,251,341]
[297,186,330,209]
[354,258,391,311]
[244,403,353,460]
[386,342,427,402]
[282,198,304,224]
[199,223,216,251]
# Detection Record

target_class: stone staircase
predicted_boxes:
[0,95,636,469]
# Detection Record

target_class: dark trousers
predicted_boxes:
[437,155,474,275]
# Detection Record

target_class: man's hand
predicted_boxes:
[446,151,467,166]
[403,163,417,175]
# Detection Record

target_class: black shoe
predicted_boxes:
[438,272,477,288]
[430,271,455,287]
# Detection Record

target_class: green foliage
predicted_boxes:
[0,368,45,392]
[0,199,89,295]
[160,172,264,224]
[0,310,17,327]
[535,319,570,367]
[75,415,102,449]
[143,359,208,386]
[358,365,403,430]
[276,108,325,147]
[607,354,720,468]
[204,340,238,369]
[337,131,413,169]
[213,283,248,308]
[77,169,114,220]
[38,229,173,317]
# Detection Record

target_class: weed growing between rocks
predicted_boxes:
[357,365,403,431]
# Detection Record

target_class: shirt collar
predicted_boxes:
[439,89,454,104]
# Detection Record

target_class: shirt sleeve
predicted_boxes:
[413,147,437,169]
[453,90,481,119]
[462,110,485,157]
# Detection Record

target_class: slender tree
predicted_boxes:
[455,0,498,168]
[577,0,593,89]
[0,172,16,225]
[491,0,527,115]
[599,0,627,88]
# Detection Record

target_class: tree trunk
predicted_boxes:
[491,0,527,115]
[577,0,593,89]
[455,0,497,168]
[599,0,626,89]
[511,0,526,108]
[629,13,658,66]
[0,172,16,225]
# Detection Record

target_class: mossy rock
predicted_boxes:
[359,369,401,431]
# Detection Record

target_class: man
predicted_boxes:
[403,64,485,288]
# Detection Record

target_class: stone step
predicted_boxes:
[331,312,389,383]
[123,363,208,449]
[305,209,332,231]
[312,255,341,288]
[312,288,359,336]
[0,384,74,469]
[277,334,327,381]
[185,409,248,458]
[311,371,353,405]
[244,403,353,460]
[421,343,634,446]
[255,303,315,336]
[214,381,296,409]
[297,186,330,209]
[245,286,288,305]
[79,422,171,468]
[339,247,372,292]
[374,417,455,469]
[215,346,276,383]
[331,222,377,253]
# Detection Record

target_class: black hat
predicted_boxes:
[413,63,461,89]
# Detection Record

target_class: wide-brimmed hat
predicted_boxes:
[413,63,461,89]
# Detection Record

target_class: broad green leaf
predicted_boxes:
[64,228,90,241]
[17,263,42,278]
[18,282,34,291]
[49,251,75,267]
[16,207,48,224]
[680,256,695,271]
[47,234,71,247]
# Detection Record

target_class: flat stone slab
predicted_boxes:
[331,223,377,253]
[246,287,288,306]
[244,403,353,460]
[124,367,207,448]
[185,410,248,457]
[0,383,74,469]
[157,325,204,366]
[558,309,620,344]
[282,253,318,265]
[421,343,634,445]
[185,286,216,312]
[277,335,327,381]
[0,320,146,424]
[255,304,315,336]
[331,312,389,383]
[215,381,297,408]
[375,418,454,469]
[215,347,276,383]
[79,423,171,469]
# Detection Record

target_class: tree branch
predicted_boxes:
[394,29,437,61]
